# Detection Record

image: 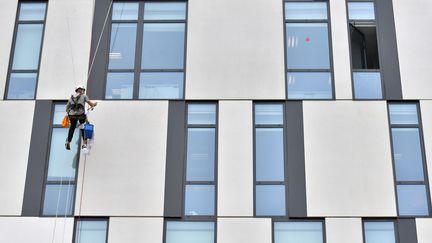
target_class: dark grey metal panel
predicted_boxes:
[164,101,186,217]
[87,0,111,99]
[285,101,307,217]
[397,219,418,243]
[375,0,403,100]
[22,100,52,216]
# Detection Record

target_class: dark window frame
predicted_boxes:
[72,217,109,243]
[362,219,399,243]
[272,219,327,243]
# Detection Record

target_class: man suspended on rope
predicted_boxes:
[65,85,97,150]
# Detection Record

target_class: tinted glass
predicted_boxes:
[287,72,332,99]
[353,72,382,99]
[12,24,43,70]
[389,104,418,125]
[144,2,187,20]
[112,2,139,20]
[188,104,216,125]
[256,185,286,216]
[53,104,67,125]
[286,23,330,69]
[185,185,215,216]
[6,73,37,99]
[348,2,375,20]
[392,128,425,181]
[75,220,108,243]
[139,72,183,99]
[166,221,214,243]
[42,184,75,216]
[255,104,283,125]
[108,23,137,69]
[256,128,284,181]
[397,185,429,216]
[186,128,215,181]
[47,129,79,181]
[105,72,134,99]
[285,2,327,20]
[19,3,46,21]
[364,222,396,243]
[274,222,323,243]
[142,23,185,69]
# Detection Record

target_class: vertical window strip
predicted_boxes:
[73,218,109,243]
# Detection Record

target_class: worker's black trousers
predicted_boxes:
[67,115,86,142]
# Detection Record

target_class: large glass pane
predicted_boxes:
[53,104,67,125]
[139,72,183,99]
[142,23,185,69]
[42,184,75,216]
[188,104,216,125]
[166,221,214,243]
[185,185,215,216]
[105,72,134,99]
[256,185,286,216]
[274,222,323,243]
[186,128,215,181]
[12,24,43,70]
[286,23,330,69]
[75,220,108,243]
[348,2,375,20]
[397,185,429,216]
[389,104,418,125]
[112,2,139,20]
[392,128,425,181]
[6,73,37,99]
[108,23,137,69]
[255,104,283,125]
[285,2,327,20]
[47,129,79,181]
[353,72,382,99]
[144,2,187,20]
[256,128,284,182]
[19,3,46,21]
[364,222,396,243]
[287,72,332,99]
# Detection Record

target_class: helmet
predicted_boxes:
[75,85,86,92]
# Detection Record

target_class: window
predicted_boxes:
[184,104,217,217]
[274,221,324,243]
[74,219,108,243]
[363,221,396,243]
[106,1,187,99]
[388,103,431,216]
[284,1,333,99]
[41,104,79,216]
[254,104,287,216]
[5,2,47,99]
[348,1,383,99]
[165,221,215,243]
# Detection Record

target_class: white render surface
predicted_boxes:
[420,101,432,205]
[217,218,272,243]
[37,0,93,99]
[0,101,34,215]
[185,0,285,99]
[218,101,254,216]
[75,101,168,216]
[303,101,397,217]
[0,0,18,99]
[326,218,363,243]
[393,1,432,99]
[416,218,432,243]
[108,217,163,243]
[0,217,73,243]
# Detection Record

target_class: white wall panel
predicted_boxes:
[393,1,432,99]
[185,0,285,99]
[0,217,73,243]
[0,0,18,99]
[326,218,363,243]
[0,101,34,215]
[420,101,432,204]
[37,0,94,99]
[218,218,272,243]
[303,101,396,216]
[109,217,163,243]
[329,0,352,99]
[218,101,253,216]
[416,218,432,243]
[75,101,168,216]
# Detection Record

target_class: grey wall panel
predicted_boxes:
[22,100,52,216]
[416,219,432,243]
[164,101,186,217]
[325,218,363,243]
[108,217,163,243]
[0,101,35,216]
[217,218,272,243]
[420,101,432,205]
[397,219,418,243]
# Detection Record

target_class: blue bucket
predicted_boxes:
[84,123,94,139]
